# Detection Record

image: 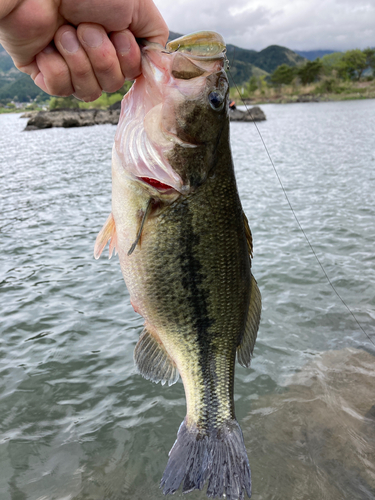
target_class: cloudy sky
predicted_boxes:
[155,0,375,52]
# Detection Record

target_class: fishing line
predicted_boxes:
[227,68,375,347]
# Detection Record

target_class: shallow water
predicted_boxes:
[1,100,375,500]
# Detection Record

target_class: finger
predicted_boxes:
[35,45,74,96]
[15,58,51,95]
[110,29,141,81]
[55,25,102,102]
[77,23,125,93]
[130,0,169,46]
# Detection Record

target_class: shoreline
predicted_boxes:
[239,93,375,105]
[232,80,375,105]
[2,92,375,116]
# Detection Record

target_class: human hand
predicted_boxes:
[0,0,168,101]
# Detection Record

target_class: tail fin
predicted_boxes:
[160,419,251,499]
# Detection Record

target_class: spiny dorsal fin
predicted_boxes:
[243,211,253,258]
[94,213,117,259]
[237,275,261,368]
[134,327,179,386]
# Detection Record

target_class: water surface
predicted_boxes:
[1,100,375,499]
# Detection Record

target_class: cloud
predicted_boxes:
[155,0,375,51]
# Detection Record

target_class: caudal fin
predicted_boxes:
[160,419,251,499]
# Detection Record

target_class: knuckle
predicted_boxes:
[73,65,92,80]
[95,57,117,76]
[45,69,72,96]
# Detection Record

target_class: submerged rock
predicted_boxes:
[24,104,266,130]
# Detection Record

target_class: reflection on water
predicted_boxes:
[1,100,375,500]
[246,348,375,500]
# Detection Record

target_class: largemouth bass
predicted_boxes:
[94,31,261,500]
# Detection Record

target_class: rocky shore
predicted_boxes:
[24,105,266,130]
[229,105,266,121]
[24,108,120,130]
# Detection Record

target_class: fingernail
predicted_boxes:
[82,27,103,48]
[42,44,54,54]
[61,31,80,54]
[112,32,131,54]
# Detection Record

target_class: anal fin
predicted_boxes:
[237,275,261,368]
[134,327,179,386]
[94,213,117,259]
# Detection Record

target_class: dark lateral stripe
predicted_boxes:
[177,201,227,428]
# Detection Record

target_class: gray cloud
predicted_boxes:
[156,0,375,51]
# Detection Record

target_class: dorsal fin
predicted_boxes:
[94,213,117,259]
[237,275,261,368]
[243,211,253,258]
[134,327,179,386]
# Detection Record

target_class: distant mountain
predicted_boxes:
[244,45,307,74]
[0,43,15,72]
[0,44,49,102]
[294,50,337,61]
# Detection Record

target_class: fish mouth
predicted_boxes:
[114,32,226,197]
[137,176,177,197]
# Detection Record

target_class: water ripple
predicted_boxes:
[1,101,375,499]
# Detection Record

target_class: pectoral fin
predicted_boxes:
[94,213,117,259]
[128,198,152,256]
[134,327,179,386]
[237,275,261,368]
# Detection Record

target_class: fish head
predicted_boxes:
[114,31,229,200]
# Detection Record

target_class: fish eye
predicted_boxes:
[208,91,224,111]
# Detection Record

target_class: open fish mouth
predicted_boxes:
[114,32,227,196]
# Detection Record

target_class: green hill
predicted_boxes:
[247,44,306,73]
[0,44,49,103]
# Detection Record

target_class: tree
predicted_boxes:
[342,49,367,80]
[298,59,323,85]
[363,48,375,76]
[321,52,346,78]
[247,75,258,93]
[270,64,296,86]
[49,96,80,110]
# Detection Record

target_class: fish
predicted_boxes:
[94,31,261,500]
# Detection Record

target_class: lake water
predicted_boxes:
[1,100,375,500]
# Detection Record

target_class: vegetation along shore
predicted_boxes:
[231,48,375,105]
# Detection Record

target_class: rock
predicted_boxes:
[24,108,120,130]
[24,104,266,130]
[20,111,39,119]
[296,94,320,103]
[229,105,266,122]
